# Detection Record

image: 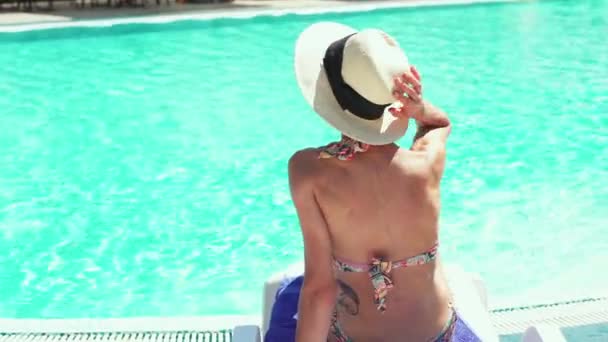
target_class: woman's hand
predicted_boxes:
[389,66,424,120]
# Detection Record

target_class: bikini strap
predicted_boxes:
[333,242,439,272]
[333,242,440,312]
[429,305,457,342]
[319,137,369,161]
[369,258,394,312]
[392,241,439,268]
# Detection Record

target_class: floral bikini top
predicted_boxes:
[320,137,440,313]
[333,243,439,313]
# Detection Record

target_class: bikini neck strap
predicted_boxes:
[319,136,370,161]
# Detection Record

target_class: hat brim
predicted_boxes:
[294,22,408,145]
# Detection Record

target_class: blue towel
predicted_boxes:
[264,275,303,342]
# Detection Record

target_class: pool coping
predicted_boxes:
[490,296,608,335]
[0,315,260,333]
[0,0,515,32]
[2,296,607,334]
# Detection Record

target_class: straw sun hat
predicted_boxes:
[294,22,412,145]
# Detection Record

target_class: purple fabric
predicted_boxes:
[264,274,482,342]
[451,314,482,342]
[264,275,302,342]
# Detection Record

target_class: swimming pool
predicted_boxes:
[0,0,607,319]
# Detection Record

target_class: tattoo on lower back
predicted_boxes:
[337,279,360,316]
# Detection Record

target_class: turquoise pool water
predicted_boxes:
[1,0,607,319]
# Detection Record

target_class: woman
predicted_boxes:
[286,22,483,341]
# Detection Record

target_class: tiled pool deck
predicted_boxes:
[0,296,607,340]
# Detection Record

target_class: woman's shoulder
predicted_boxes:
[287,148,326,195]
[288,147,323,177]
[289,147,321,161]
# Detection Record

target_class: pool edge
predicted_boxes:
[0,315,260,333]
[1,296,607,336]
[0,0,516,33]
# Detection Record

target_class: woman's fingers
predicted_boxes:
[389,67,424,119]
[410,66,421,82]
[400,72,422,95]
[393,81,421,103]
[395,74,422,98]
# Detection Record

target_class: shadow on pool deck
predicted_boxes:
[0,1,262,25]
[0,0,376,26]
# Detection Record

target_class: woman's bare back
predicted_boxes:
[306,142,453,341]
[316,143,440,261]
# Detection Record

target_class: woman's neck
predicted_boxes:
[340,135,397,151]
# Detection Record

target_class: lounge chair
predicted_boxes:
[232,263,567,342]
